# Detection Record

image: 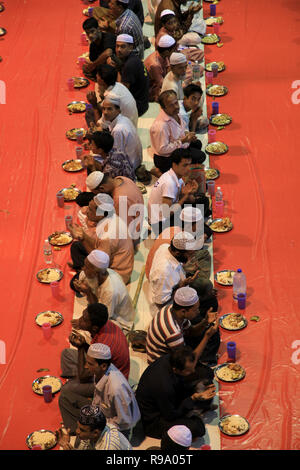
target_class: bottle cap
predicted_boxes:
[237,269,242,273]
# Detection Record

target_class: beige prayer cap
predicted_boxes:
[86,171,104,190]
[103,93,120,108]
[94,193,115,214]
[87,250,110,269]
[167,425,192,447]
[180,207,203,223]
[87,343,111,360]
[158,34,176,48]
[116,33,134,44]
[172,231,197,250]
[160,9,175,18]
[174,287,199,307]
[170,52,187,66]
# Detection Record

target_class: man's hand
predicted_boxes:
[192,384,216,402]
[181,132,196,144]
[83,62,95,74]
[69,331,86,348]
[86,91,98,107]
[69,223,84,240]
[98,18,109,31]
[205,307,218,324]
[189,3,202,14]
[182,179,198,195]
[73,279,91,295]
[191,107,203,120]
[107,56,117,68]
[83,154,95,168]
[55,427,73,450]
[204,319,219,338]
[71,319,80,329]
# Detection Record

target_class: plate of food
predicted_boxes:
[206,85,228,97]
[205,61,225,72]
[35,311,64,327]
[72,77,90,88]
[205,16,224,26]
[219,415,250,436]
[215,270,235,286]
[26,430,57,450]
[201,34,220,45]
[32,376,63,395]
[0,27,6,36]
[205,141,228,155]
[58,186,81,201]
[205,168,220,180]
[48,231,73,246]
[36,268,63,284]
[67,101,87,113]
[210,113,232,126]
[215,363,246,382]
[209,218,233,233]
[219,313,248,331]
[83,8,89,16]
[62,159,84,172]
[66,128,87,140]
[0,4,5,13]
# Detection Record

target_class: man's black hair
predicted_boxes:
[82,17,99,31]
[169,346,195,371]
[171,148,192,166]
[87,303,109,329]
[96,64,118,87]
[75,191,95,207]
[183,83,203,98]
[88,131,114,153]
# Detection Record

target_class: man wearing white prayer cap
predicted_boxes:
[154,0,203,37]
[145,33,176,102]
[161,425,192,450]
[59,341,141,437]
[161,52,187,100]
[86,171,105,192]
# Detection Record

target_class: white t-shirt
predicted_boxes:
[148,168,184,224]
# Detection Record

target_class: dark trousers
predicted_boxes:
[71,241,88,270]
[144,415,205,440]
[153,140,206,174]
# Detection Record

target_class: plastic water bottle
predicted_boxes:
[233,269,247,301]
[215,186,223,201]
[192,61,201,82]
[43,239,53,264]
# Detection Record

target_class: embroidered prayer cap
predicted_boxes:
[174,287,199,307]
[167,425,192,447]
[86,171,104,190]
[87,250,110,269]
[94,193,115,215]
[79,405,106,428]
[172,231,197,251]
[103,93,121,108]
[180,207,203,223]
[116,33,134,44]
[160,9,175,18]
[158,34,176,48]
[170,52,187,66]
[87,343,111,360]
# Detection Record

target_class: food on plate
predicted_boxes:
[62,160,84,172]
[27,431,57,450]
[62,187,80,200]
[210,218,233,232]
[207,85,227,96]
[216,364,245,381]
[205,168,219,179]
[220,415,249,435]
[66,128,86,140]
[49,232,72,246]
[36,311,62,327]
[206,61,225,71]
[73,77,88,87]
[37,269,61,283]
[202,34,219,44]
[216,270,235,285]
[32,376,62,394]
[221,313,246,330]
[211,114,232,125]
[205,16,223,26]
[67,102,86,112]
[206,141,228,154]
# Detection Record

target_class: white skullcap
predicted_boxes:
[170,52,187,65]
[172,231,196,251]
[86,171,104,190]
[94,193,115,214]
[87,343,111,360]
[87,250,110,269]
[117,0,129,3]
[158,34,176,48]
[167,425,192,448]
[180,207,203,223]
[103,93,120,107]
[174,287,199,307]
[160,9,175,18]
[116,33,134,44]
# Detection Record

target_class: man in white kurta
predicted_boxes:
[161,52,188,100]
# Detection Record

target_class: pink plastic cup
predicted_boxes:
[213,23,220,35]
[81,32,88,45]
[65,215,73,231]
[78,57,87,68]
[42,322,52,340]
[215,200,224,218]
[207,180,215,196]
[206,71,213,85]
[51,281,60,298]
[76,130,84,144]
[67,78,74,91]
[56,193,64,208]
[76,146,83,158]
[208,129,217,143]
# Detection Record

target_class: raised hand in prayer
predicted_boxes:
[83,154,95,169]
[86,91,98,107]
[181,132,196,144]
[192,384,216,402]
[205,307,218,324]
[98,18,109,31]
[204,319,219,338]
[182,179,198,195]
[189,3,202,14]
[56,427,73,450]
[68,223,84,241]
[69,331,86,348]
[83,62,95,74]
[73,279,91,295]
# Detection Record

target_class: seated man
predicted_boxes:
[86,171,144,241]
[150,91,205,175]
[60,303,130,395]
[82,17,116,81]
[155,0,203,38]
[161,52,187,100]
[147,286,220,366]
[97,95,143,170]
[160,425,192,451]
[72,249,135,330]
[136,345,216,439]
[179,83,208,132]
[84,131,136,181]
[145,34,176,103]
[87,64,138,127]
[56,404,132,450]
[59,343,141,436]
[69,194,134,284]
[113,34,149,116]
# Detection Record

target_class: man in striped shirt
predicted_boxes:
[146,286,219,365]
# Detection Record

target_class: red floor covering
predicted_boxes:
[0,0,300,451]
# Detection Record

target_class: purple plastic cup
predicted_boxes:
[210,4,216,16]
[67,78,74,91]
[211,62,219,78]
[76,146,84,158]
[42,323,52,340]
[227,341,236,362]
[65,215,73,231]
[215,200,224,218]
[212,102,219,115]
[237,293,246,309]
[207,180,215,196]
[56,193,64,208]
[206,71,213,84]
[42,385,53,403]
[208,129,216,143]
[88,7,94,17]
